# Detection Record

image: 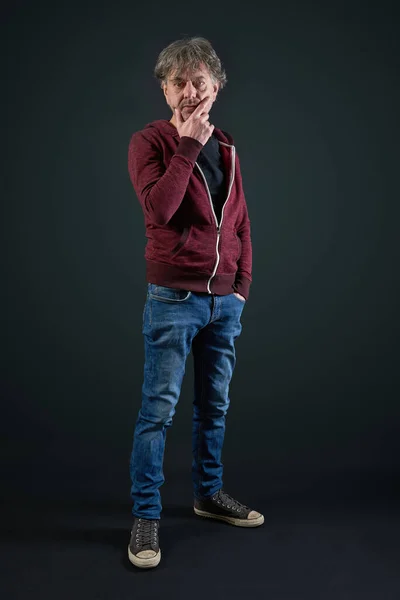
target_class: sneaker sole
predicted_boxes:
[193,507,264,527]
[128,546,161,569]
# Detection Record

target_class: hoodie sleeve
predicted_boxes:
[128,130,203,226]
[233,151,252,300]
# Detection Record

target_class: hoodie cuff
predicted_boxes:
[175,136,204,164]
[232,275,251,300]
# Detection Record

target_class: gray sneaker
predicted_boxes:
[194,489,264,527]
[128,518,161,569]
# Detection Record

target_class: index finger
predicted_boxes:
[193,96,212,115]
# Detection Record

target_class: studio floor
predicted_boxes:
[1,483,400,600]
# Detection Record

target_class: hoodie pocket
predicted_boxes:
[217,228,242,274]
[170,224,216,271]
[145,224,216,271]
[236,233,242,260]
[171,226,191,257]
[145,226,191,262]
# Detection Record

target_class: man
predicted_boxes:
[127,36,263,569]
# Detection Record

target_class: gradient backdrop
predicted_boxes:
[2,1,399,517]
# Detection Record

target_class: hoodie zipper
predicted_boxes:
[195,142,236,294]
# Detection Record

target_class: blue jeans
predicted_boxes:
[129,283,246,519]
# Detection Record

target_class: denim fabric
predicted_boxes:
[129,283,245,519]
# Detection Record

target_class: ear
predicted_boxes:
[213,81,219,100]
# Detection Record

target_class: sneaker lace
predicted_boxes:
[135,519,158,549]
[214,489,250,512]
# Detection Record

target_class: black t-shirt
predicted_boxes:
[196,134,226,225]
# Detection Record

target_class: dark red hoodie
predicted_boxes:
[127,119,252,299]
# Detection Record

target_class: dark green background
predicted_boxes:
[2,0,399,511]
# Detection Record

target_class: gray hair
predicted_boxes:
[154,36,228,90]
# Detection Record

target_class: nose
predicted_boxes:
[182,81,197,98]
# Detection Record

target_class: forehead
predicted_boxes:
[169,64,210,80]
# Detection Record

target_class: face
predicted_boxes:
[162,62,219,126]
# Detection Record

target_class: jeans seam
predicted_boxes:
[197,347,205,493]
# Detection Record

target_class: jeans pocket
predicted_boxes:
[149,284,192,303]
